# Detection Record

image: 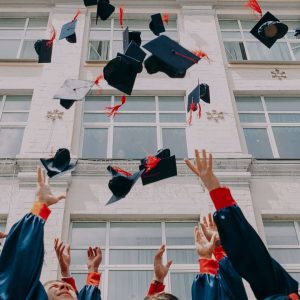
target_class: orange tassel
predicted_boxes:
[72,9,81,21]
[112,166,132,177]
[244,0,262,17]
[105,95,126,118]
[193,50,212,63]
[198,103,202,118]
[144,155,161,173]
[94,74,104,85]
[119,7,124,28]
[188,100,197,125]
[162,13,169,24]
[46,26,56,47]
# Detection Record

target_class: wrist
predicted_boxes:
[88,267,99,273]
[61,269,71,278]
[206,184,221,192]
[199,254,212,260]
[153,275,164,284]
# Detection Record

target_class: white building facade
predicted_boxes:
[0,0,300,299]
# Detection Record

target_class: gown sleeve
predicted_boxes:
[78,272,102,300]
[210,187,299,299]
[0,202,51,300]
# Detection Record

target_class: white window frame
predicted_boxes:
[80,95,188,159]
[236,95,300,158]
[69,220,199,299]
[219,18,300,62]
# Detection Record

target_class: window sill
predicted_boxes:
[227,60,300,67]
[0,59,38,66]
[85,60,109,67]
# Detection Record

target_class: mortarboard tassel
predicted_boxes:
[197,103,202,118]
[244,0,262,17]
[174,51,198,64]
[119,7,124,28]
[193,50,212,63]
[46,26,56,47]
[105,95,126,118]
[144,155,161,173]
[188,100,198,125]
[112,166,132,177]
[72,9,81,22]
[94,74,104,85]
[162,13,169,24]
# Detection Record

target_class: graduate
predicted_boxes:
[0,167,102,300]
[185,149,300,300]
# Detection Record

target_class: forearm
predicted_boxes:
[147,280,165,297]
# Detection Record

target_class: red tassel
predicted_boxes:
[188,100,197,125]
[119,7,124,28]
[192,50,212,63]
[144,155,161,173]
[72,9,81,22]
[174,51,198,63]
[197,103,202,118]
[105,95,126,118]
[46,26,56,47]
[244,0,262,16]
[94,74,104,85]
[162,13,169,24]
[188,109,193,125]
[112,166,132,177]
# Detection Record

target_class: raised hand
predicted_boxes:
[194,225,218,259]
[36,166,66,206]
[54,238,71,277]
[153,245,172,283]
[200,213,220,247]
[185,149,220,192]
[0,232,7,239]
[87,247,102,273]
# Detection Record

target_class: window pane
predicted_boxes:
[240,20,257,29]
[273,127,300,158]
[291,43,300,60]
[108,271,152,300]
[166,222,197,245]
[264,97,300,111]
[0,18,26,27]
[0,40,20,58]
[264,221,298,245]
[224,41,247,60]
[1,112,29,122]
[82,128,108,158]
[110,222,161,246]
[269,249,300,264]
[110,250,156,264]
[160,113,186,123]
[239,113,266,123]
[167,249,197,264]
[0,223,5,232]
[28,17,48,28]
[246,42,291,61]
[91,17,111,28]
[0,29,23,38]
[112,40,123,58]
[171,273,196,299]
[162,128,187,158]
[289,273,300,283]
[219,20,239,30]
[221,31,242,39]
[243,128,273,158]
[235,96,263,111]
[119,96,155,111]
[114,113,155,123]
[88,41,109,60]
[0,128,24,158]
[113,127,156,159]
[83,113,108,123]
[71,223,106,247]
[269,114,300,123]
[84,96,111,110]
[159,96,185,111]
[20,40,38,59]
[4,95,31,110]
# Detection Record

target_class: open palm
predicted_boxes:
[201,213,220,246]
[194,226,217,259]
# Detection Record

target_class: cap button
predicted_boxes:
[171,49,175,54]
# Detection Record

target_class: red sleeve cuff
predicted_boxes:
[289,293,299,300]
[213,245,227,261]
[147,281,165,296]
[209,187,237,211]
[199,258,218,275]
[62,277,77,292]
[86,272,101,287]
[31,202,51,221]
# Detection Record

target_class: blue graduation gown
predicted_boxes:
[211,188,298,300]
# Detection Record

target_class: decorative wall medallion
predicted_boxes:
[206,110,224,122]
[271,68,287,80]
[46,109,64,121]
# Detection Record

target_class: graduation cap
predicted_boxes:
[53,79,95,109]
[96,0,115,23]
[295,27,300,38]
[34,40,53,63]
[123,26,142,52]
[83,0,97,6]
[59,19,77,43]
[104,53,142,95]
[149,14,166,36]
[139,149,177,185]
[143,35,200,78]
[40,148,76,178]
[106,166,143,205]
[250,12,288,48]
[125,41,146,63]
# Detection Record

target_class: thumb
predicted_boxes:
[57,195,66,201]
[166,260,172,269]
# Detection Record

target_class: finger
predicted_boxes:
[57,195,66,201]
[200,223,209,238]
[166,260,172,269]
[184,159,200,176]
[66,244,71,256]
[203,216,208,227]
[96,247,101,257]
[37,166,44,186]
[195,149,203,173]
[88,246,93,257]
[202,149,207,169]
[198,226,207,241]
[208,153,213,171]
[54,238,58,249]
[208,213,214,227]
[194,226,200,243]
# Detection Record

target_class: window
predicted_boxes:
[82,95,188,159]
[0,17,48,59]
[263,220,300,281]
[69,221,198,300]
[88,15,178,61]
[0,95,32,157]
[0,221,6,251]
[219,19,300,62]
[236,96,300,158]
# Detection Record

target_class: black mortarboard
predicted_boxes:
[53,79,94,110]
[125,41,146,63]
[34,40,53,63]
[123,26,142,52]
[83,0,97,6]
[104,53,142,95]
[96,0,115,23]
[149,14,165,36]
[295,27,300,37]
[40,148,76,178]
[187,83,210,112]
[106,166,143,205]
[250,12,288,48]
[139,149,177,185]
[59,20,77,43]
[143,35,200,78]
